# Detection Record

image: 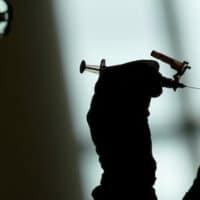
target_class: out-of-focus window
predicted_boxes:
[0,0,11,36]
[53,1,200,199]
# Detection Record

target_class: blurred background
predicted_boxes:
[1,0,200,200]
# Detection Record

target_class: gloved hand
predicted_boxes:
[88,59,164,122]
[87,60,161,200]
[96,59,164,98]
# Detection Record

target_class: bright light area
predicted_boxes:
[0,0,8,12]
[153,137,193,200]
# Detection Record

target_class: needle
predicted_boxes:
[185,85,200,90]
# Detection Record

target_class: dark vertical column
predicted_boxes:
[0,1,83,200]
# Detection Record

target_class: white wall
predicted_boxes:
[54,1,200,200]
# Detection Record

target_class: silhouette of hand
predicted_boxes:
[94,59,163,99]
[87,59,161,200]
